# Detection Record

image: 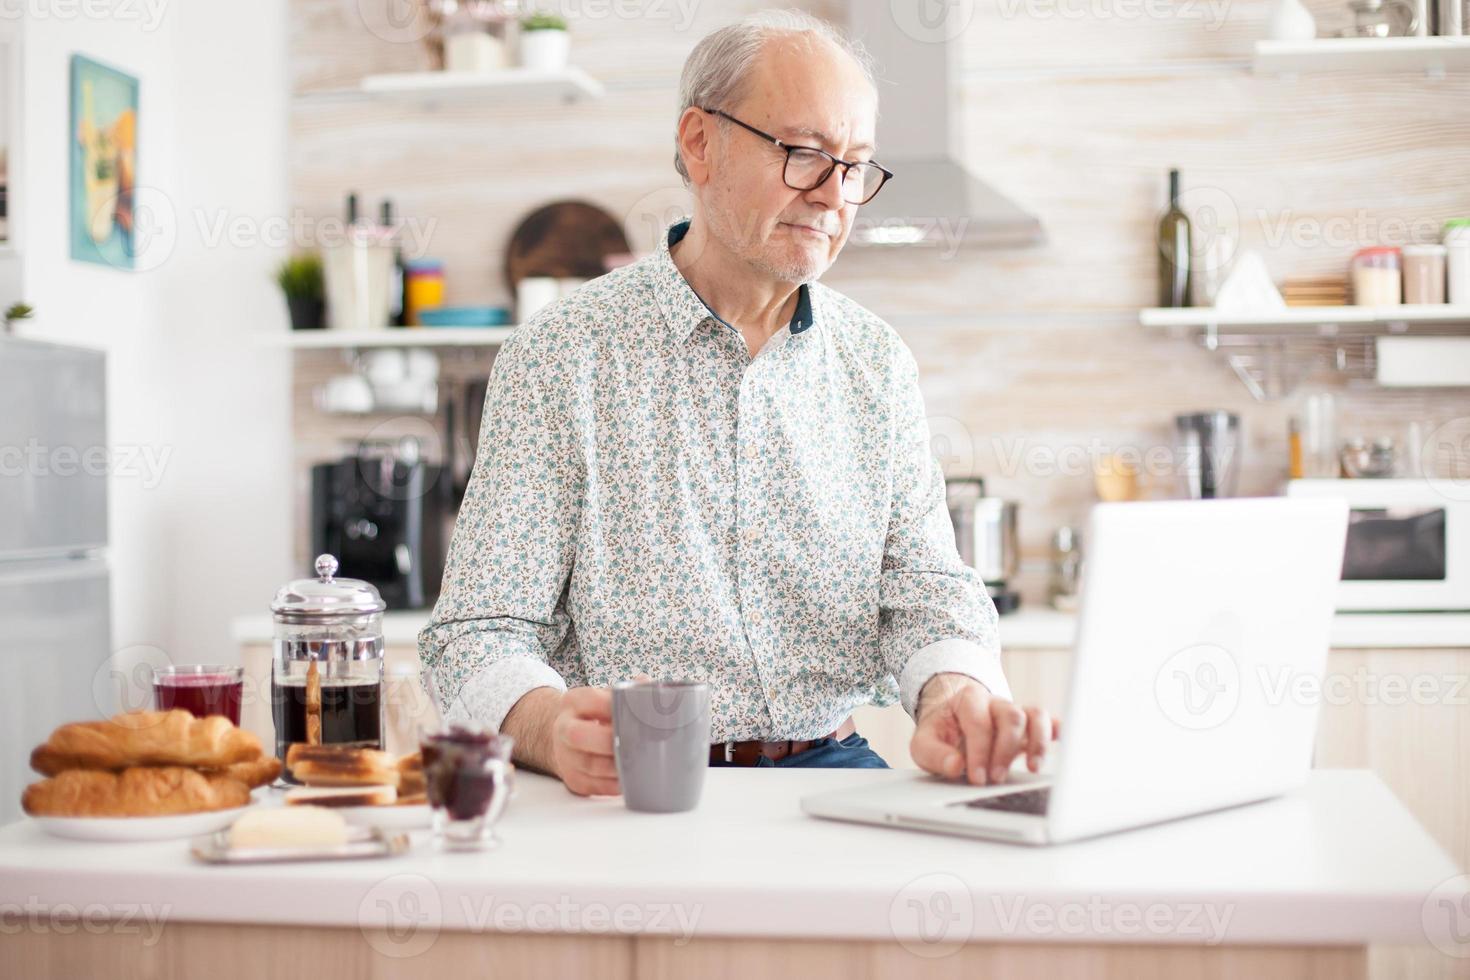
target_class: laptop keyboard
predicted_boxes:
[953,786,1051,815]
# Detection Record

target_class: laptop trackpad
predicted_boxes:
[951,786,1052,816]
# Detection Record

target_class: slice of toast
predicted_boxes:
[284,784,397,808]
[285,743,399,788]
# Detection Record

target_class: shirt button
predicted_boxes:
[741,442,758,462]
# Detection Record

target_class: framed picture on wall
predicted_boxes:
[0,23,22,310]
[68,54,137,270]
[0,38,12,248]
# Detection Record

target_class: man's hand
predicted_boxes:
[502,674,654,798]
[549,686,621,797]
[910,673,1059,785]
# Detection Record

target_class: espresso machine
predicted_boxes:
[946,477,1022,615]
[310,436,449,610]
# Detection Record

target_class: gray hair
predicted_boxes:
[673,9,876,185]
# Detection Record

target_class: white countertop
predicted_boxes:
[994,608,1470,650]
[0,769,1460,946]
[231,608,1470,650]
[233,611,432,647]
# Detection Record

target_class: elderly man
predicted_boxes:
[420,10,1056,796]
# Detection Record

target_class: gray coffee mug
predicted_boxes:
[611,679,711,813]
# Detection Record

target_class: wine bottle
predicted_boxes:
[1157,168,1193,308]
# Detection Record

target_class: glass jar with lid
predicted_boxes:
[1350,246,1402,306]
[270,554,387,780]
[1402,244,1447,305]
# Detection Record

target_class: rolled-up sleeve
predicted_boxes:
[417,330,580,731]
[878,346,1011,718]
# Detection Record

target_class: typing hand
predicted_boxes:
[909,673,1060,786]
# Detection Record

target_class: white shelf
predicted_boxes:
[265,326,516,350]
[1140,305,1470,333]
[1142,305,1470,399]
[299,67,603,105]
[1254,36,1470,75]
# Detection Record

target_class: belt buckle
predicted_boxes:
[723,741,736,764]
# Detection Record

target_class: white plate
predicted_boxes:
[191,826,411,864]
[35,805,252,842]
[338,803,431,831]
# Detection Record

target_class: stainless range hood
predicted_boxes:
[846,5,1043,248]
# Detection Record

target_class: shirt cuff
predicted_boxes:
[897,637,1012,719]
[445,656,569,732]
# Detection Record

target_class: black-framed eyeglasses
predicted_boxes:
[702,107,894,206]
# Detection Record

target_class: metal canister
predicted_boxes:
[948,479,1019,582]
[947,477,1022,613]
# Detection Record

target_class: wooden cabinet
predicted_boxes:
[1314,648,1470,870]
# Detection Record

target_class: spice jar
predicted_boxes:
[404,259,446,326]
[1402,244,1447,305]
[270,554,387,781]
[1350,246,1402,306]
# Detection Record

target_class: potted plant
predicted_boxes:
[519,12,569,71]
[276,254,326,331]
[3,302,33,334]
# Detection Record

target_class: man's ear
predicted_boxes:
[676,106,714,186]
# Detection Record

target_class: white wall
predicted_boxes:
[15,1,292,677]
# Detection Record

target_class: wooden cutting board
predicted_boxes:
[503,200,631,293]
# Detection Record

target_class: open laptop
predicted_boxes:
[802,497,1350,845]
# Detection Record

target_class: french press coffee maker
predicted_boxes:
[270,554,387,780]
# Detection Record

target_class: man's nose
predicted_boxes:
[802,164,846,212]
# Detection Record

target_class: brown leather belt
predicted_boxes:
[710,717,857,767]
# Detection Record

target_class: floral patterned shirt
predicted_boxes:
[419,218,1009,742]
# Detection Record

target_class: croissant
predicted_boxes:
[30,710,263,776]
[22,767,251,817]
[216,755,282,789]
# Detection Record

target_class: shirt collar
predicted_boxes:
[650,217,816,341]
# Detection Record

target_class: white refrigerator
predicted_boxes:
[0,336,113,823]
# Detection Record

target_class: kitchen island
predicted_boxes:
[228,608,1470,894]
[2,768,1463,978]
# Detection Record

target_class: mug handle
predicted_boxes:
[483,758,512,827]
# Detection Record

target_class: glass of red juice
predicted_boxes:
[153,665,244,724]
[421,725,515,851]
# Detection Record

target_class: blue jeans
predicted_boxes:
[710,732,890,769]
